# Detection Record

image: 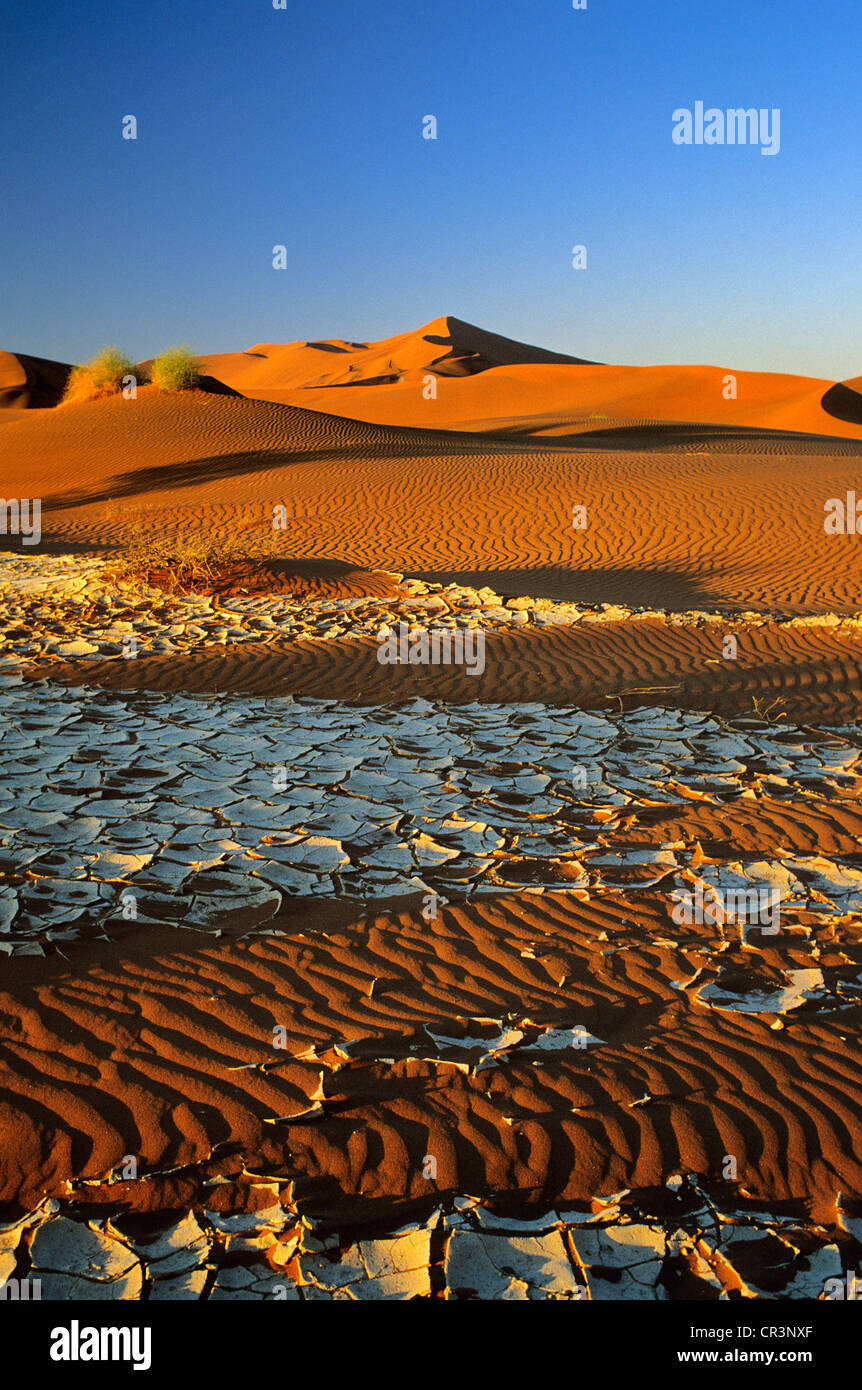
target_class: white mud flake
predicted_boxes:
[444,1229,583,1300]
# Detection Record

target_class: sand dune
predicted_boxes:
[3,386,862,614]
[230,359,862,443]
[188,316,862,442]
[0,350,71,420]
[192,315,592,397]
[5,318,860,443]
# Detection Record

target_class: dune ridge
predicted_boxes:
[4,316,861,441]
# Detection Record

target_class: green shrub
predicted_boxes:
[151,346,202,392]
[62,346,139,403]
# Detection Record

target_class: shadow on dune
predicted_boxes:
[41,450,327,509]
[196,374,243,397]
[41,428,862,516]
[0,354,72,410]
[408,563,729,609]
[314,373,400,387]
[821,382,862,427]
[0,537,107,557]
[516,419,862,450]
[37,435,539,510]
[36,405,862,516]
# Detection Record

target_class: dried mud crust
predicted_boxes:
[2,1181,860,1301]
[1,551,860,1300]
[2,683,862,944]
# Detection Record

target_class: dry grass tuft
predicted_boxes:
[62,348,144,404]
[100,515,288,594]
[151,346,202,392]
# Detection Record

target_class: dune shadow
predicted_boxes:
[525,419,862,451]
[36,410,862,518]
[258,556,384,581]
[821,382,862,427]
[38,435,531,511]
[196,375,243,397]
[0,536,104,557]
[407,563,729,609]
[42,449,318,510]
[314,373,400,387]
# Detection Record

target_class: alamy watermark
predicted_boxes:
[824,492,862,534]
[672,103,780,156]
[671,882,780,933]
[823,1270,861,1300]
[0,498,41,546]
[377,621,485,677]
[50,1323,151,1370]
[0,1277,41,1300]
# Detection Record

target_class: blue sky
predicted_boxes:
[2,0,860,377]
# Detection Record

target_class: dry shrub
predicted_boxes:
[102,517,287,594]
[151,346,202,392]
[62,347,143,403]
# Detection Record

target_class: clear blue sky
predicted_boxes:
[2,0,860,378]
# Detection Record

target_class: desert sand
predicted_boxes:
[2,383,862,615]
[195,316,862,441]
[1,318,861,1301]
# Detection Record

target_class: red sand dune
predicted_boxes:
[191,316,862,442]
[0,350,71,422]
[2,386,862,614]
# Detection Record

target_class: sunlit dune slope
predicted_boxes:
[190,316,862,442]
[3,385,862,614]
